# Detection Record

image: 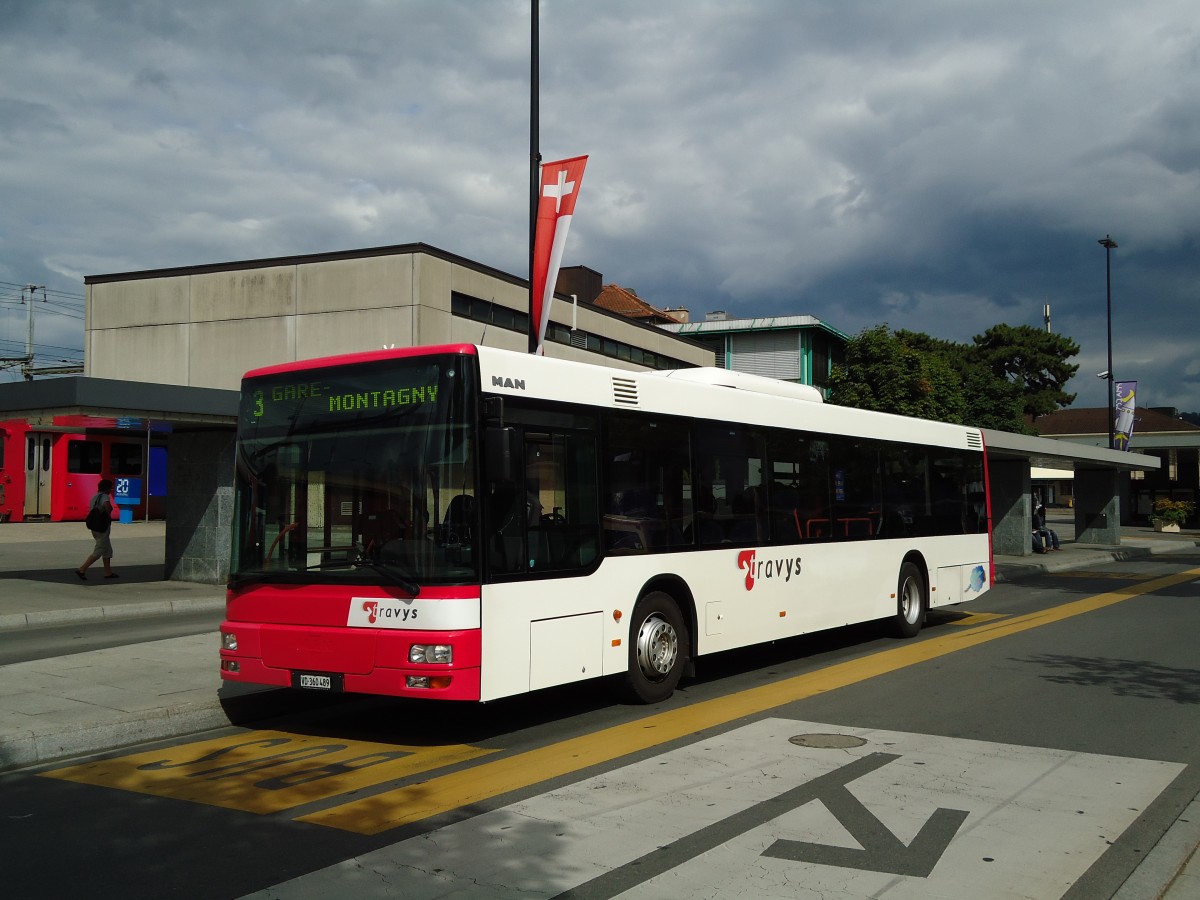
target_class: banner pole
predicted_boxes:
[528,0,541,354]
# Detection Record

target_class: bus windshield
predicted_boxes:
[230,354,479,588]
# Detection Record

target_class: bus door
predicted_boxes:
[486,406,601,577]
[24,431,54,518]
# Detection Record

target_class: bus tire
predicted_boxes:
[892,561,926,638]
[623,591,689,704]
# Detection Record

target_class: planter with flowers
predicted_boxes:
[1151,498,1195,533]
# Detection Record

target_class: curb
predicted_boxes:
[0,596,226,632]
[1114,796,1200,900]
[995,540,1200,583]
[3,699,238,773]
[0,682,354,774]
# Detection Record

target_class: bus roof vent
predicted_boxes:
[967,431,983,450]
[612,376,639,406]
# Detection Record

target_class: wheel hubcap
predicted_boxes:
[636,614,678,679]
[900,577,919,623]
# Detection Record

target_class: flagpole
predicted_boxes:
[528,0,541,354]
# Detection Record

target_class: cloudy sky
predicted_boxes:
[2,0,1197,413]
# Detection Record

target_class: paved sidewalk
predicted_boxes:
[1,518,1198,897]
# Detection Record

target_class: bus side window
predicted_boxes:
[603,415,688,554]
[693,423,767,546]
[833,438,881,540]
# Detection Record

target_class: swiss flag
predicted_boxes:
[531,155,588,355]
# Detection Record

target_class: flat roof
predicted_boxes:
[0,377,238,427]
[983,428,1159,471]
[663,315,849,340]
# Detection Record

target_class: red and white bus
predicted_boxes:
[220,344,991,703]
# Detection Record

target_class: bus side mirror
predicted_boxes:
[485,427,520,485]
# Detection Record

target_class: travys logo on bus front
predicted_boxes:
[347,597,481,630]
[737,550,802,591]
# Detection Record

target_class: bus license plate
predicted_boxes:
[292,671,343,691]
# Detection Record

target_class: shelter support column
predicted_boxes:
[1074,468,1121,545]
[165,429,235,583]
[988,458,1033,556]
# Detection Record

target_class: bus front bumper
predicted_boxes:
[219,621,483,702]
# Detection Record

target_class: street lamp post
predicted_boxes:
[1099,235,1118,449]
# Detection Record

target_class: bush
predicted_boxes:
[1152,498,1195,526]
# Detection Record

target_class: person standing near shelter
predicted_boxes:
[76,479,118,579]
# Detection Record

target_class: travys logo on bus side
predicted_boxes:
[737,550,802,591]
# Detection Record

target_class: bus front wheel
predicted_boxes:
[893,561,926,638]
[624,592,689,704]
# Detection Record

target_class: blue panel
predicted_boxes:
[149,446,168,496]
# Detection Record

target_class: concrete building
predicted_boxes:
[662,313,848,395]
[85,243,712,390]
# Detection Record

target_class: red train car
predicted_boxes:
[0,418,166,523]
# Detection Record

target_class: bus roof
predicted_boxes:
[239,343,982,452]
[473,345,983,452]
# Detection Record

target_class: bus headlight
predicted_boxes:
[409,643,453,664]
[221,632,238,651]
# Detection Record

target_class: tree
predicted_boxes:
[829,325,965,423]
[895,329,1027,432]
[830,323,1067,434]
[972,324,1079,422]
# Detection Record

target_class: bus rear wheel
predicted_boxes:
[892,561,926,638]
[624,591,689,704]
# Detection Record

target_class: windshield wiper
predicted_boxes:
[353,558,422,597]
[306,557,421,597]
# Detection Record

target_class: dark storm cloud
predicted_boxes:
[1,0,1197,412]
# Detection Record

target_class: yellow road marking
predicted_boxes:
[304,567,1200,835]
[44,731,496,814]
[1051,571,1153,581]
[944,611,1008,626]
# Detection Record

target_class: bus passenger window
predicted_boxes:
[693,423,767,546]
[603,415,688,554]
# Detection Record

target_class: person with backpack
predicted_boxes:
[76,479,118,580]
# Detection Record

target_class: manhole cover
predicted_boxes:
[789,733,868,749]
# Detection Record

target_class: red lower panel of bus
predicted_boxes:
[220,624,483,701]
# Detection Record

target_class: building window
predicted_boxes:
[1169,448,1178,481]
[451,291,690,371]
[450,291,529,336]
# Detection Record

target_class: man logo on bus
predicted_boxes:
[737,550,802,591]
